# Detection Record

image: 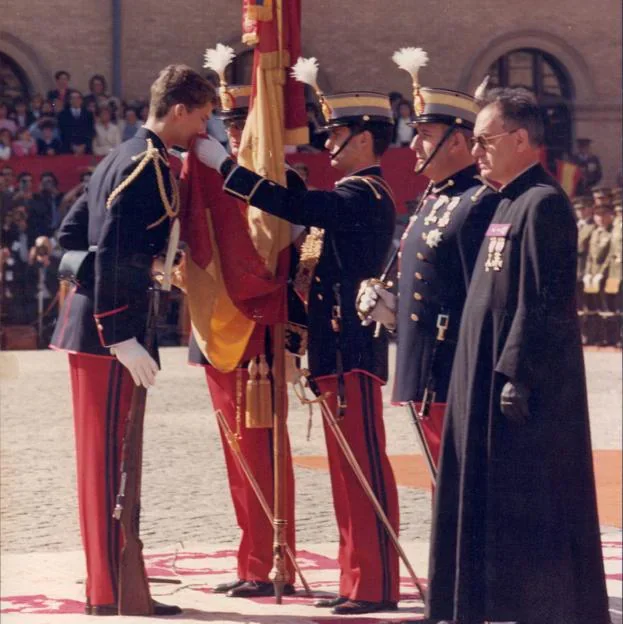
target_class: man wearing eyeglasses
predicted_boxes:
[426,87,610,624]
[187,84,305,599]
[357,77,499,475]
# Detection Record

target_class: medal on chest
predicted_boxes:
[424,196,449,226]
[484,223,511,272]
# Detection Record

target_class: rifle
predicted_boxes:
[114,219,180,615]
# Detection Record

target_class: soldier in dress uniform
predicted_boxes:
[50,65,215,616]
[357,51,499,471]
[187,83,305,598]
[583,201,615,345]
[574,196,596,343]
[195,76,400,616]
[607,189,623,346]
[572,137,603,196]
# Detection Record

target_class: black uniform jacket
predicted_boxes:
[393,164,499,403]
[188,167,308,366]
[222,163,395,382]
[50,128,173,356]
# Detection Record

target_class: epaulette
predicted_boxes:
[337,174,396,206]
[106,138,180,230]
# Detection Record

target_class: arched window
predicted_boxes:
[0,52,31,105]
[487,48,574,165]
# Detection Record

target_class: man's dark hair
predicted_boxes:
[55,70,70,81]
[483,87,545,147]
[40,171,58,185]
[89,74,107,93]
[39,120,56,131]
[17,171,32,182]
[149,64,216,119]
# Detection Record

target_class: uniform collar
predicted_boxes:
[350,164,382,177]
[499,162,545,199]
[135,126,167,152]
[431,164,479,195]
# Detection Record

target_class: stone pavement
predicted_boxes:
[0,346,621,622]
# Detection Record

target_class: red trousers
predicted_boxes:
[68,353,140,606]
[205,366,296,583]
[414,402,446,469]
[317,372,400,603]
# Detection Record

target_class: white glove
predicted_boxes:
[592,273,604,288]
[194,136,229,171]
[110,337,159,388]
[582,274,592,288]
[360,284,397,329]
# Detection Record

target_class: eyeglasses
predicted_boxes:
[224,119,245,131]
[469,129,518,151]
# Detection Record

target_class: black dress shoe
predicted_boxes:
[332,599,398,615]
[213,578,246,594]
[85,600,182,616]
[226,580,296,598]
[314,595,348,608]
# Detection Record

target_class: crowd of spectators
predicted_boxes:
[0,71,149,161]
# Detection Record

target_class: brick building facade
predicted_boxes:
[2,0,621,182]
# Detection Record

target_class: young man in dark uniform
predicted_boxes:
[358,78,499,471]
[195,90,400,616]
[50,65,215,616]
[186,84,305,598]
[427,88,610,624]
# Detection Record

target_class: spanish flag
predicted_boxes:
[239,0,308,273]
[556,160,582,198]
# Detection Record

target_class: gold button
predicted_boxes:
[410,313,419,321]
[96,323,103,331]
[397,251,402,259]
[415,272,423,279]
[421,232,427,240]
[417,252,425,260]
[413,292,422,300]
[318,293,323,300]
[397,272,401,279]
[315,276,321,282]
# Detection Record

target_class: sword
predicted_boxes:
[293,370,426,603]
[215,409,312,596]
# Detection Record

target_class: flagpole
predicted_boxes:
[270,0,289,603]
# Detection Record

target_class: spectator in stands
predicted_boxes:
[392,99,415,147]
[11,127,37,157]
[36,172,64,233]
[92,105,121,156]
[0,103,18,137]
[85,99,99,117]
[4,205,34,324]
[85,74,112,110]
[119,106,142,141]
[58,91,95,154]
[47,70,72,111]
[30,94,45,121]
[57,171,89,227]
[10,98,35,129]
[2,165,16,194]
[12,172,50,239]
[138,103,150,123]
[388,91,404,119]
[29,102,58,142]
[0,129,12,161]
[37,120,62,156]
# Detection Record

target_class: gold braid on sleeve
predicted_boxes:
[105,138,180,230]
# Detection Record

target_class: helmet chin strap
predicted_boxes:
[329,126,363,160]
[414,124,458,175]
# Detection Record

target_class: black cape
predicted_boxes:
[427,164,610,623]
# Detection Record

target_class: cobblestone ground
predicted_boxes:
[0,346,620,554]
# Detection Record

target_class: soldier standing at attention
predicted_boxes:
[50,65,215,616]
[357,49,499,471]
[574,195,596,343]
[194,62,401,616]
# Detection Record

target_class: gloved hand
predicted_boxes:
[194,136,230,171]
[110,337,159,388]
[592,273,604,289]
[582,274,592,288]
[359,284,397,329]
[500,380,531,424]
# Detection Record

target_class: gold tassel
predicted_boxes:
[246,355,273,429]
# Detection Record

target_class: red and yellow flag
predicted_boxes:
[556,160,582,198]
[239,0,308,273]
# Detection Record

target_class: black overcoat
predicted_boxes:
[427,164,610,624]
